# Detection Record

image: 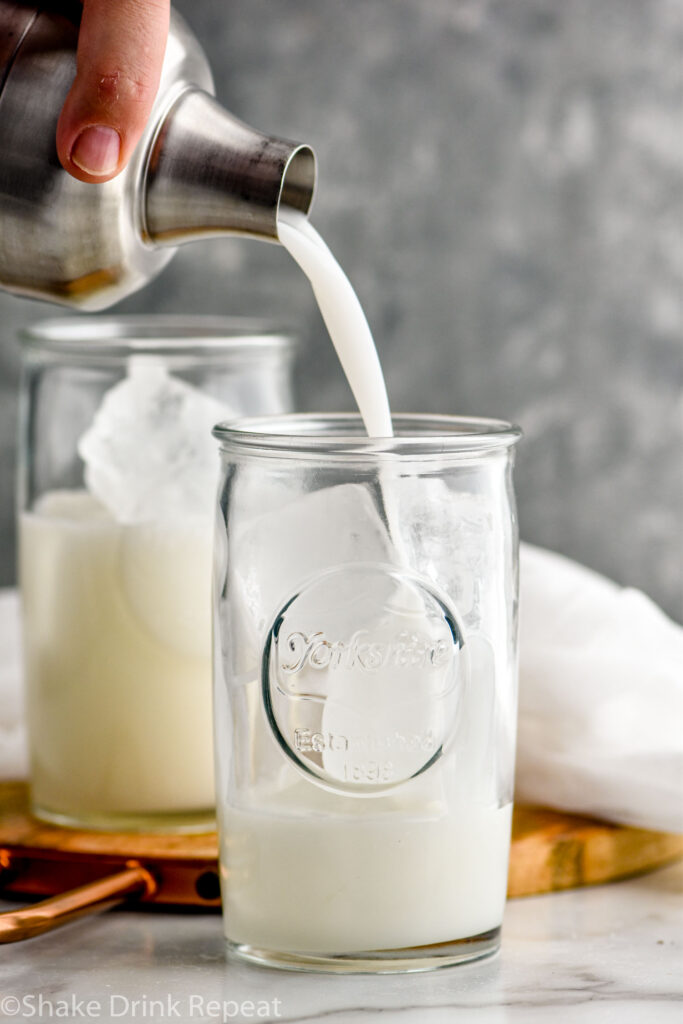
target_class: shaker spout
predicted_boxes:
[143,89,317,245]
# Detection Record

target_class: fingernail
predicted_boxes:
[71,125,121,176]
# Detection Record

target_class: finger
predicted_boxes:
[56,0,170,183]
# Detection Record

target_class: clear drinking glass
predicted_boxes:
[18,316,296,832]
[212,413,521,972]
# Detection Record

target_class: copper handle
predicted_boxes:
[0,854,157,943]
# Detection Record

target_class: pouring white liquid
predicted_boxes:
[218,210,512,957]
[278,210,392,438]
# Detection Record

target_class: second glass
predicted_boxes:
[18,316,296,831]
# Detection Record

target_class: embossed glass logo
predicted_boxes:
[262,564,464,794]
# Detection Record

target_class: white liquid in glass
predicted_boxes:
[20,492,215,823]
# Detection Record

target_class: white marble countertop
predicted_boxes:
[1,859,681,1023]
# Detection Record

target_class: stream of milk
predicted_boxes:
[278,210,393,438]
[216,210,512,955]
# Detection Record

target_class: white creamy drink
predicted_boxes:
[21,492,215,824]
[20,361,227,827]
[225,787,512,953]
[218,211,513,956]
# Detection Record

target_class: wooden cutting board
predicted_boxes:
[1,781,682,915]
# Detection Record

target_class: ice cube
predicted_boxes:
[391,476,498,624]
[393,477,515,804]
[316,574,462,788]
[225,481,463,790]
[78,359,232,524]
[227,476,500,660]
[223,480,391,684]
[230,482,394,640]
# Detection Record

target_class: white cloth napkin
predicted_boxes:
[0,588,28,780]
[1,545,681,831]
[517,544,683,832]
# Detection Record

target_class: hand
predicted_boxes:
[56,0,170,183]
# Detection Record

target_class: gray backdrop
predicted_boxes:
[0,0,681,619]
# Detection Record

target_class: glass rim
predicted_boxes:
[213,413,522,456]
[19,315,296,359]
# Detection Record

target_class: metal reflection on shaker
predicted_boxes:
[0,2,316,310]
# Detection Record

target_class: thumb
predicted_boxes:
[56,0,170,183]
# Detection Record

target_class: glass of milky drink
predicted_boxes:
[18,316,296,832]
[212,412,521,972]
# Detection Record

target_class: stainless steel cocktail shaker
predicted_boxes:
[0,2,316,309]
